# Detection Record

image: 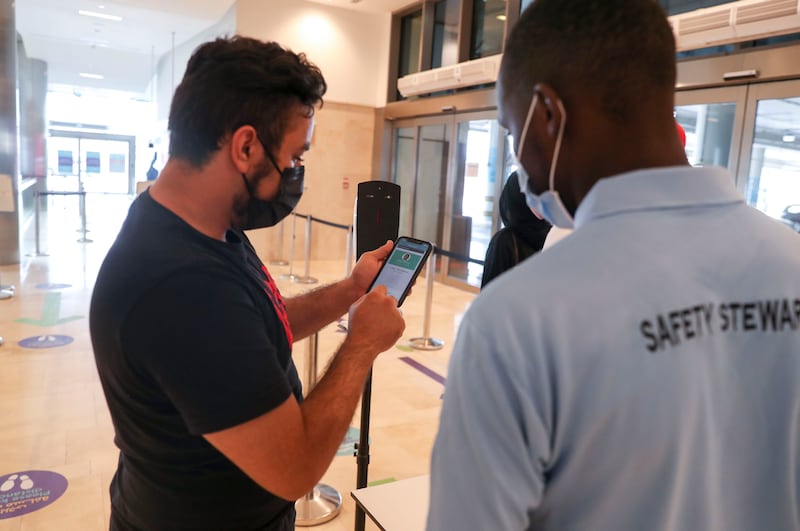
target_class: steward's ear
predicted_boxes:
[533,83,565,138]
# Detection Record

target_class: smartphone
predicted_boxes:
[368,236,433,307]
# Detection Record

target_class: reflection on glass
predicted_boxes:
[746,96,800,231]
[432,0,460,69]
[399,10,422,78]
[414,124,450,246]
[674,102,735,168]
[521,0,534,14]
[658,0,736,16]
[392,127,416,237]
[448,119,501,286]
[470,0,507,59]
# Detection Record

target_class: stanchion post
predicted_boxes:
[409,251,444,351]
[344,225,354,278]
[32,185,50,257]
[270,219,289,266]
[280,213,299,281]
[293,215,318,284]
[34,190,44,256]
[77,189,93,243]
[295,332,342,526]
[0,266,12,300]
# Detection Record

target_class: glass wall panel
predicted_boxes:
[399,10,423,77]
[431,0,460,69]
[448,119,502,286]
[659,0,736,16]
[413,124,450,246]
[674,102,736,168]
[470,0,506,59]
[745,96,800,231]
[523,0,743,17]
[392,127,416,237]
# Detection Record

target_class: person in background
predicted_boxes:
[90,36,404,531]
[675,119,687,148]
[427,1,800,530]
[146,151,159,181]
[481,172,551,288]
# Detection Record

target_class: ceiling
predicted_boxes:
[15,0,415,97]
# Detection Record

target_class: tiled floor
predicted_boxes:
[0,192,475,530]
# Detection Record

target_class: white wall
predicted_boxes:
[235,0,391,108]
[155,4,238,123]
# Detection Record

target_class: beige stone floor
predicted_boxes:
[0,193,475,531]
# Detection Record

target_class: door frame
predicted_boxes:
[735,79,800,200]
[674,85,749,182]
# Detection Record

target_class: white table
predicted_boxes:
[351,475,430,531]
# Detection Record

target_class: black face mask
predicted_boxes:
[240,150,304,230]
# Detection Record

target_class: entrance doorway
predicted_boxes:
[675,79,800,230]
[47,131,136,195]
[391,111,506,289]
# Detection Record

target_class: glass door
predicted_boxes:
[78,138,132,194]
[414,122,451,246]
[737,80,800,230]
[392,126,417,237]
[389,77,800,291]
[674,85,747,175]
[676,79,800,231]
[391,117,452,251]
[48,130,136,195]
[390,112,506,290]
[444,112,504,287]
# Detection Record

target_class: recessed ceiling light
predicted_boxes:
[80,73,104,80]
[78,10,122,22]
[496,14,507,21]
[783,134,796,143]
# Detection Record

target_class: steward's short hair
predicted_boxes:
[501,0,676,121]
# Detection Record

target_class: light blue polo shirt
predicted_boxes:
[427,166,800,531]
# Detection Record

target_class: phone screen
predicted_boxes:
[369,237,432,306]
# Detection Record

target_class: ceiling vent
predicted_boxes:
[397,54,501,98]
[671,0,800,51]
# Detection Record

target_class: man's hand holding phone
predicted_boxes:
[345,285,405,359]
[348,240,395,295]
[366,237,432,307]
[342,236,430,358]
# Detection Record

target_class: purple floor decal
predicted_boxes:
[399,356,446,385]
[18,335,74,349]
[0,470,68,519]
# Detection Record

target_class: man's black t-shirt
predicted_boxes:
[90,191,302,530]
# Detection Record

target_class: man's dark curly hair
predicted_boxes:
[168,36,327,167]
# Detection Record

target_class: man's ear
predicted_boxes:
[229,125,259,173]
[533,83,565,138]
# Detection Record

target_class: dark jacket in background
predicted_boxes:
[481,173,551,288]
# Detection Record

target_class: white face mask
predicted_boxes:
[510,93,575,229]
